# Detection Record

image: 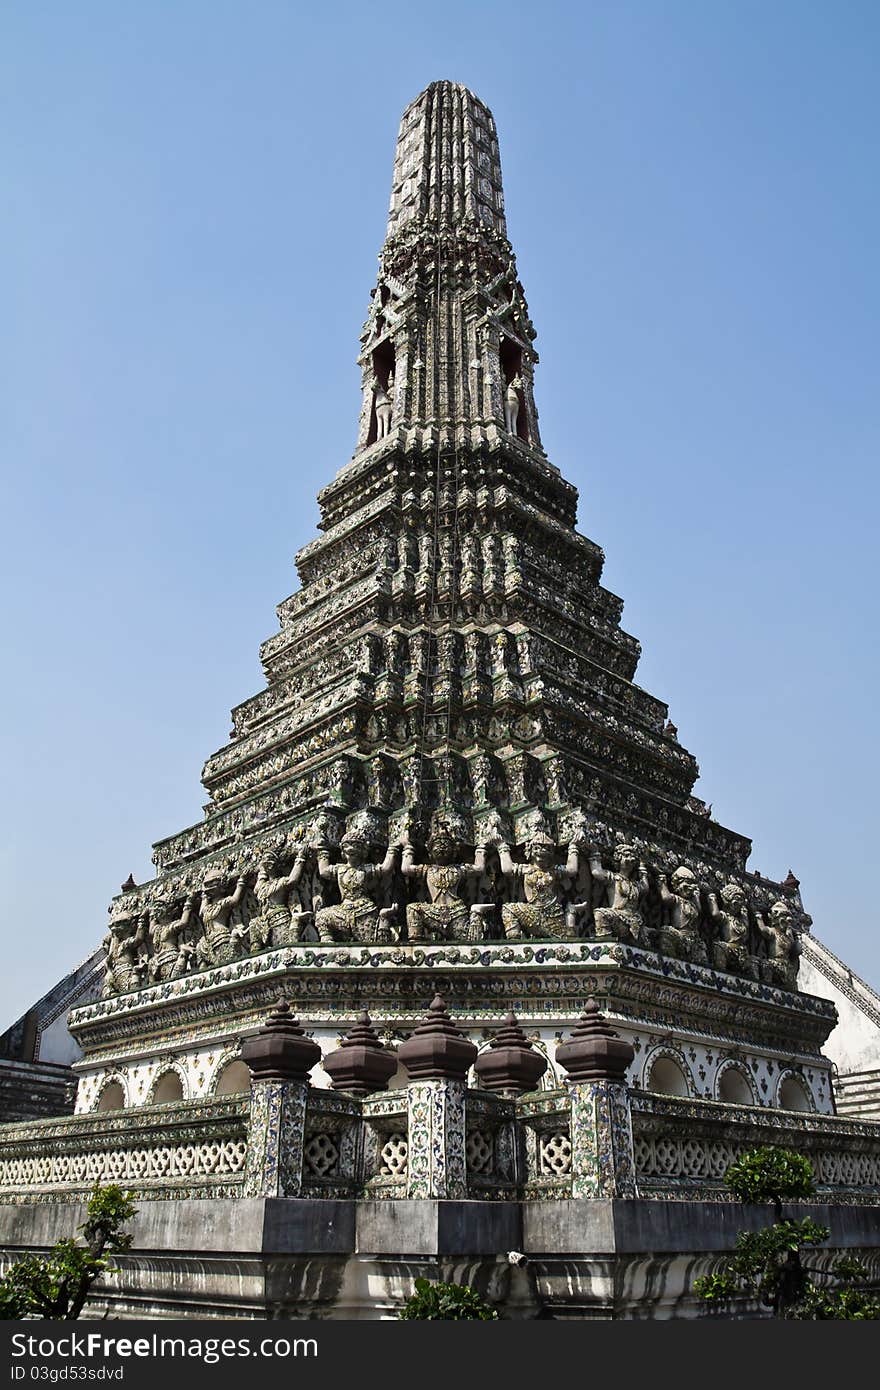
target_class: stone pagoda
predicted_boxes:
[2,82,878,1320]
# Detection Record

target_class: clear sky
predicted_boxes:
[2,1,878,1030]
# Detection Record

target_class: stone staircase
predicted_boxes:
[834,1068,880,1122]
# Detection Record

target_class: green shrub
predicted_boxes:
[399,1276,499,1320]
[693,1147,879,1319]
[724,1146,815,1214]
[0,1184,136,1320]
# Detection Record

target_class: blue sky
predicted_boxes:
[2,1,878,1028]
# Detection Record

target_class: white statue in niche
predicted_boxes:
[374,369,394,438]
[504,375,522,435]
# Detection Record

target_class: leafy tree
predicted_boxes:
[0,1185,136,1320]
[694,1147,879,1319]
[399,1276,499,1320]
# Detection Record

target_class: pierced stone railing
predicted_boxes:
[0,1097,249,1203]
[516,1092,574,1200]
[300,1090,362,1198]
[5,1079,879,1209]
[361,1091,409,1199]
[630,1091,880,1202]
[466,1091,518,1198]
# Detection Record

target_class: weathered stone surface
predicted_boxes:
[322,1012,398,1095]
[398,996,478,1081]
[241,1001,321,1083]
[474,1012,547,1094]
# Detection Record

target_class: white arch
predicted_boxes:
[146,1060,189,1105]
[643,1044,695,1098]
[777,1069,814,1113]
[94,1075,128,1112]
[715,1059,758,1106]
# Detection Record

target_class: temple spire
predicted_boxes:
[356,81,540,457]
[387,81,506,236]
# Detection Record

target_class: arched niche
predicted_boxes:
[151,1069,185,1105]
[646,1053,691,1098]
[365,338,396,446]
[95,1080,126,1113]
[778,1072,812,1113]
[716,1063,756,1107]
[499,336,528,442]
[214,1059,251,1096]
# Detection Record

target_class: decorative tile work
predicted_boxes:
[69,945,836,1131]
[406,1080,467,1199]
[569,1081,636,1199]
[630,1090,880,1203]
[243,1080,308,1198]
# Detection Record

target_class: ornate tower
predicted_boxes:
[168,80,739,880]
[73,82,831,1121]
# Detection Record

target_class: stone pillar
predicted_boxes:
[240,1000,322,1198]
[555,1001,637,1200]
[398,995,478,1200]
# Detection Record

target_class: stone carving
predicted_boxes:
[469,754,495,808]
[146,891,198,983]
[504,375,521,434]
[402,825,489,942]
[589,844,650,946]
[498,834,582,940]
[196,868,248,968]
[374,370,394,439]
[758,900,801,990]
[315,833,398,944]
[101,897,148,997]
[253,847,310,950]
[658,866,709,964]
[706,881,759,981]
[87,72,818,1152]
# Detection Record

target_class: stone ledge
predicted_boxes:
[70,940,835,1030]
[5,1195,878,1262]
[355,1199,520,1256]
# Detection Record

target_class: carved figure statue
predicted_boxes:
[374,370,394,439]
[498,834,581,941]
[196,868,248,967]
[707,881,759,981]
[101,897,148,996]
[589,843,650,946]
[315,832,398,943]
[253,847,310,950]
[758,899,801,990]
[147,892,198,983]
[504,375,521,434]
[658,866,709,964]
[470,754,494,808]
[402,827,488,943]
[460,533,480,590]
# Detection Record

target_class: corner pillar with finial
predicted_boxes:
[555,1001,637,1200]
[398,995,478,1199]
[240,1000,322,1198]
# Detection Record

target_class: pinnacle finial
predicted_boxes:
[387,83,505,237]
[239,998,322,1083]
[474,1011,548,1095]
[555,1001,635,1085]
[398,994,478,1081]
[322,1010,398,1096]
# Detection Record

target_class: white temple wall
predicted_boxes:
[73,1021,834,1116]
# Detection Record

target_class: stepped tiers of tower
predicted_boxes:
[96,79,812,1015]
[102,825,803,999]
[7,86,877,1320]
